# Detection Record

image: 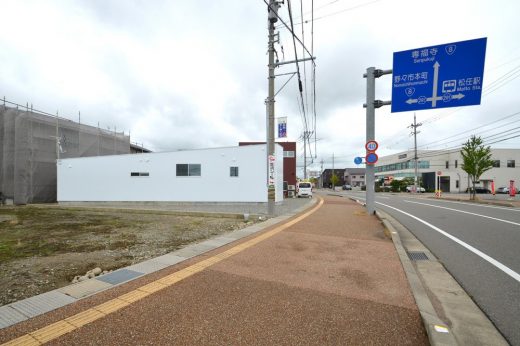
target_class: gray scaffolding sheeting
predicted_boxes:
[1,105,130,204]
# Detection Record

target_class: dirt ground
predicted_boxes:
[0,205,258,306]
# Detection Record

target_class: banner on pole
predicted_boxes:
[277,117,287,138]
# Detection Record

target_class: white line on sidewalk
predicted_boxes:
[377,202,520,283]
[403,200,520,227]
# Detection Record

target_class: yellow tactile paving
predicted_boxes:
[29,320,76,343]
[170,268,194,279]
[1,334,40,346]
[118,289,151,303]
[138,281,169,294]
[94,298,131,315]
[157,274,183,286]
[65,308,105,328]
[0,198,324,346]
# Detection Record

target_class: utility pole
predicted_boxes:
[264,0,315,215]
[303,131,307,180]
[409,113,422,193]
[266,0,280,216]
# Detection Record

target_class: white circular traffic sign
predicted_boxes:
[365,140,379,152]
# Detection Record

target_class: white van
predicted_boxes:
[296,182,313,198]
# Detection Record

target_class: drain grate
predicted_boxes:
[407,251,429,261]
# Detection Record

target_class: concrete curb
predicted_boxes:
[375,209,509,346]
[344,195,455,344]
[35,204,263,220]
[0,198,317,330]
[376,210,457,346]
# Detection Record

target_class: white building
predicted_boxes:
[375,148,520,192]
[58,144,284,203]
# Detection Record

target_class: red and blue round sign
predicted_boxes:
[366,152,378,164]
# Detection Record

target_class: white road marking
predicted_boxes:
[377,202,520,283]
[403,200,520,227]
[425,198,520,212]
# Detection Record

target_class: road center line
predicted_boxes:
[403,200,520,227]
[377,202,520,283]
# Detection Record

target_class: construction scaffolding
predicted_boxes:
[0,103,130,204]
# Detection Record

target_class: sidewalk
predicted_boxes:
[0,194,428,345]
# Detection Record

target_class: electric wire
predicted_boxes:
[262,0,315,64]
[276,0,381,28]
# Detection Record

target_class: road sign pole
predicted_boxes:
[363,68,391,215]
[365,67,376,215]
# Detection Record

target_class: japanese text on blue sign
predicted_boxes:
[391,38,487,113]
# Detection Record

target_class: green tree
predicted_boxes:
[390,179,401,192]
[330,174,340,189]
[461,135,494,200]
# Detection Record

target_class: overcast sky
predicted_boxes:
[1,0,519,176]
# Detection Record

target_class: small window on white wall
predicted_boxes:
[176,164,201,176]
[230,167,239,177]
[130,172,149,177]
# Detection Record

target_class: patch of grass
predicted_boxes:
[0,206,144,261]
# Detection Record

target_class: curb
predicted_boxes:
[0,198,317,330]
[375,209,509,346]
[376,210,457,346]
[345,196,454,344]
[346,195,509,345]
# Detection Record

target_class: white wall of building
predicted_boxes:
[375,148,520,192]
[58,144,284,202]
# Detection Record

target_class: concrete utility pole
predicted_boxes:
[266,0,280,216]
[363,67,392,215]
[409,113,422,193]
[303,131,307,180]
[264,0,315,215]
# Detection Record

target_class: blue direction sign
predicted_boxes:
[354,156,363,165]
[391,37,487,113]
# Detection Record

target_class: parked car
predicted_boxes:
[496,186,518,194]
[496,186,508,194]
[342,184,352,190]
[466,187,491,194]
[296,182,313,198]
[405,185,425,193]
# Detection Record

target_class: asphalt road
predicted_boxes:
[342,191,520,346]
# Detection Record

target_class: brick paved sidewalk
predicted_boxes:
[0,194,428,345]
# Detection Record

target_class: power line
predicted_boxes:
[418,110,520,149]
[277,0,381,27]
[262,0,315,63]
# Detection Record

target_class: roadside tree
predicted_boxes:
[460,135,494,200]
[330,174,340,189]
